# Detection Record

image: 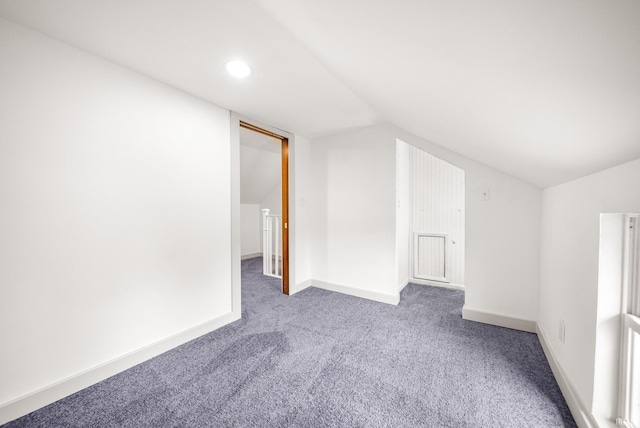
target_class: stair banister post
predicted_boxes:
[262,209,270,275]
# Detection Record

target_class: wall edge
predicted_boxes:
[537,323,601,428]
[0,311,240,425]
[312,280,400,305]
[462,305,536,333]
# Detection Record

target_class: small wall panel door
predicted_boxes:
[414,233,448,282]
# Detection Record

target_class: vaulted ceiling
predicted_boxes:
[240,128,281,205]
[0,0,638,188]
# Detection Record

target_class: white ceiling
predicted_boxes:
[1,0,638,188]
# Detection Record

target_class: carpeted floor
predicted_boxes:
[5,257,576,427]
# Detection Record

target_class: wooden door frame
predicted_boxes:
[239,120,290,295]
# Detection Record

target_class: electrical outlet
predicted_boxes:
[558,320,565,344]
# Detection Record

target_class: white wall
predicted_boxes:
[260,184,282,215]
[396,140,411,291]
[0,18,234,418]
[291,136,312,291]
[386,125,542,324]
[239,144,281,205]
[310,127,398,303]
[539,157,640,425]
[240,204,261,256]
[310,124,541,314]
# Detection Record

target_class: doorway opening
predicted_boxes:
[238,120,290,295]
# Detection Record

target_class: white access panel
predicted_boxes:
[414,233,448,282]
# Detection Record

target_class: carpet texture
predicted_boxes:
[5,257,576,427]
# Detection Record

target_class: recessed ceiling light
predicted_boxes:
[225,60,252,78]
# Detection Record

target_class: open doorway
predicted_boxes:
[238,121,290,295]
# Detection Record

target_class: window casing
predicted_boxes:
[618,216,640,428]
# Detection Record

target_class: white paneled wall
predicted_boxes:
[409,145,465,286]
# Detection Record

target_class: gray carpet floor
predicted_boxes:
[5,257,576,427]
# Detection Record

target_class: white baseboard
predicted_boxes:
[399,279,410,292]
[312,280,400,305]
[0,311,240,425]
[536,324,599,428]
[290,279,312,295]
[410,277,465,290]
[462,306,536,333]
[241,252,262,260]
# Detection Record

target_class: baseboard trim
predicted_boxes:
[536,324,599,428]
[462,306,536,333]
[399,279,410,292]
[410,277,465,290]
[241,252,262,260]
[312,280,400,305]
[290,279,312,295]
[0,311,240,425]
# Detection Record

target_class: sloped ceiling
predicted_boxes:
[0,0,638,188]
[240,128,281,205]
